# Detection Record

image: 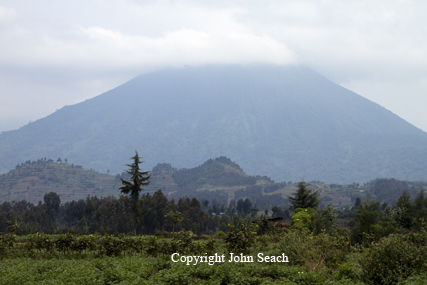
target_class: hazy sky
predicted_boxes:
[1,0,426,133]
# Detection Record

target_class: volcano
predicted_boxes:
[1,64,426,183]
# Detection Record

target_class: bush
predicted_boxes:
[362,233,427,284]
[278,230,350,270]
[277,230,307,266]
[216,231,226,237]
[399,273,427,285]
[291,208,318,231]
[225,220,257,254]
[337,265,356,281]
[168,230,194,254]
[99,233,124,256]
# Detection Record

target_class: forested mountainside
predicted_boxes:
[2,156,426,210]
[0,158,121,203]
[1,64,427,183]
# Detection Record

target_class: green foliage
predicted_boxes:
[319,203,337,233]
[44,192,61,216]
[394,189,414,229]
[99,233,125,257]
[1,228,427,284]
[55,231,75,255]
[144,235,159,256]
[349,199,381,244]
[399,273,427,285]
[119,150,151,223]
[361,232,427,284]
[71,234,98,254]
[288,182,320,210]
[413,188,427,229]
[370,178,414,204]
[6,221,19,234]
[0,160,123,203]
[0,256,167,284]
[171,157,257,190]
[0,189,216,236]
[26,232,55,254]
[254,216,280,236]
[291,208,318,231]
[168,230,194,254]
[278,230,350,270]
[225,220,258,254]
[216,230,226,237]
[164,211,184,232]
[337,264,357,281]
[0,233,16,257]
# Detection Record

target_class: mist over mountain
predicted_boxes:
[1,64,426,183]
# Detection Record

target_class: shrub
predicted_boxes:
[171,230,193,253]
[216,231,226,237]
[225,220,258,254]
[277,230,307,266]
[337,265,356,281]
[144,235,159,256]
[99,233,124,256]
[278,230,350,270]
[399,273,427,285]
[55,231,75,256]
[291,208,318,231]
[26,232,55,254]
[362,233,427,284]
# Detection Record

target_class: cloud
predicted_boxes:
[0,0,427,132]
[1,0,425,79]
[0,2,295,71]
[0,5,16,22]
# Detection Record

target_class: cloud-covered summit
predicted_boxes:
[0,0,427,132]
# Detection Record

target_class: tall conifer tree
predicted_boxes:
[119,151,150,233]
[288,182,320,210]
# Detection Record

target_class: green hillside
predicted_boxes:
[0,156,289,206]
[147,156,277,204]
[0,157,276,204]
[2,156,426,208]
[0,159,121,203]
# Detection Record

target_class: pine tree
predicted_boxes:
[288,182,320,210]
[119,151,150,233]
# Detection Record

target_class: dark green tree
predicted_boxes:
[394,189,413,229]
[164,211,183,232]
[354,197,362,209]
[288,182,320,210]
[44,192,61,215]
[414,188,427,229]
[349,200,381,244]
[314,203,337,234]
[119,151,151,233]
[236,199,244,216]
[243,198,252,215]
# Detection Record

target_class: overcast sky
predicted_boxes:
[1,0,426,133]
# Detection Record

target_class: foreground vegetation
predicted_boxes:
[2,154,427,284]
[2,223,427,284]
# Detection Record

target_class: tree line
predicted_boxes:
[2,151,427,247]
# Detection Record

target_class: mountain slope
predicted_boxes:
[0,156,274,204]
[0,160,121,203]
[1,64,426,183]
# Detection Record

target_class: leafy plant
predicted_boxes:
[362,233,427,284]
[225,220,258,254]
[168,230,194,254]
